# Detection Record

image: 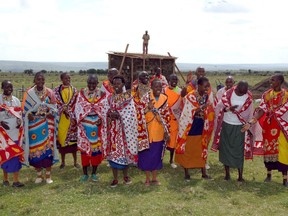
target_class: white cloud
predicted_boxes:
[0,0,288,63]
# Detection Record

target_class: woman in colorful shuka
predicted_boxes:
[214,76,235,107]
[22,72,58,184]
[0,81,24,187]
[164,74,182,169]
[54,72,79,169]
[211,81,253,182]
[181,67,207,97]
[104,75,138,188]
[150,67,168,91]
[175,77,214,181]
[243,74,288,187]
[100,68,120,96]
[138,79,170,186]
[132,71,150,153]
[75,74,108,182]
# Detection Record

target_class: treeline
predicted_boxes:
[22,68,108,75]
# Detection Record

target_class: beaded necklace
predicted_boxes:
[85,88,99,104]
[195,90,208,106]
[2,94,13,106]
[195,90,208,118]
[35,86,47,102]
[268,89,284,111]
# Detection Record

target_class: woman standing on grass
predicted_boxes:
[104,75,138,188]
[22,72,58,184]
[54,72,79,169]
[164,74,182,169]
[131,71,150,154]
[213,76,235,107]
[0,80,25,187]
[175,77,214,181]
[138,79,170,186]
[75,74,108,182]
[243,74,288,187]
[211,81,254,182]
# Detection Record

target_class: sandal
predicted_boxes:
[144,180,150,186]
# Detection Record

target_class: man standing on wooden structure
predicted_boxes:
[142,30,150,54]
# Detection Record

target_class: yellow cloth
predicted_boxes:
[278,131,288,165]
[58,87,73,147]
[145,94,166,143]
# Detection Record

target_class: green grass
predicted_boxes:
[1,152,288,216]
[1,72,288,215]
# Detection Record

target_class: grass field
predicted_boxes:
[1,152,288,216]
[1,72,283,99]
[1,72,288,216]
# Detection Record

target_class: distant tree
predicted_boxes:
[96,69,108,75]
[79,70,87,75]
[24,69,33,75]
[87,68,97,74]
[40,70,47,74]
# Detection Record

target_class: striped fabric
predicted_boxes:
[22,86,59,166]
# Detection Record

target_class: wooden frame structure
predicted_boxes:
[107,51,177,89]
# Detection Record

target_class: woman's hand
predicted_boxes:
[241,123,250,132]
[46,113,54,119]
[180,87,187,97]
[164,132,170,143]
[16,118,22,129]
[0,121,10,130]
[228,105,239,112]
[63,110,69,119]
[28,113,35,121]
[147,99,155,110]
[95,118,102,126]
[109,111,120,120]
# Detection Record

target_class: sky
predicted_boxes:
[0,0,288,64]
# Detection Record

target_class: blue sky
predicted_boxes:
[0,0,287,63]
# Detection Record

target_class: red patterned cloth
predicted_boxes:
[75,88,108,156]
[0,103,24,165]
[104,92,139,166]
[132,85,150,152]
[100,80,114,96]
[176,90,214,160]
[150,74,168,91]
[254,88,288,161]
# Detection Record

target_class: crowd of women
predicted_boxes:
[0,67,287,188]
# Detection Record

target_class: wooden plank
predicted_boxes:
[119,44,129,73]
[131,58,134,88]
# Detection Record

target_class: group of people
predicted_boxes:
[0,67,287,188]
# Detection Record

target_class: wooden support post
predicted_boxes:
[131,58,134,88]
[108,54,111,69]
[119,44,129,74]
[167,52,185,82]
